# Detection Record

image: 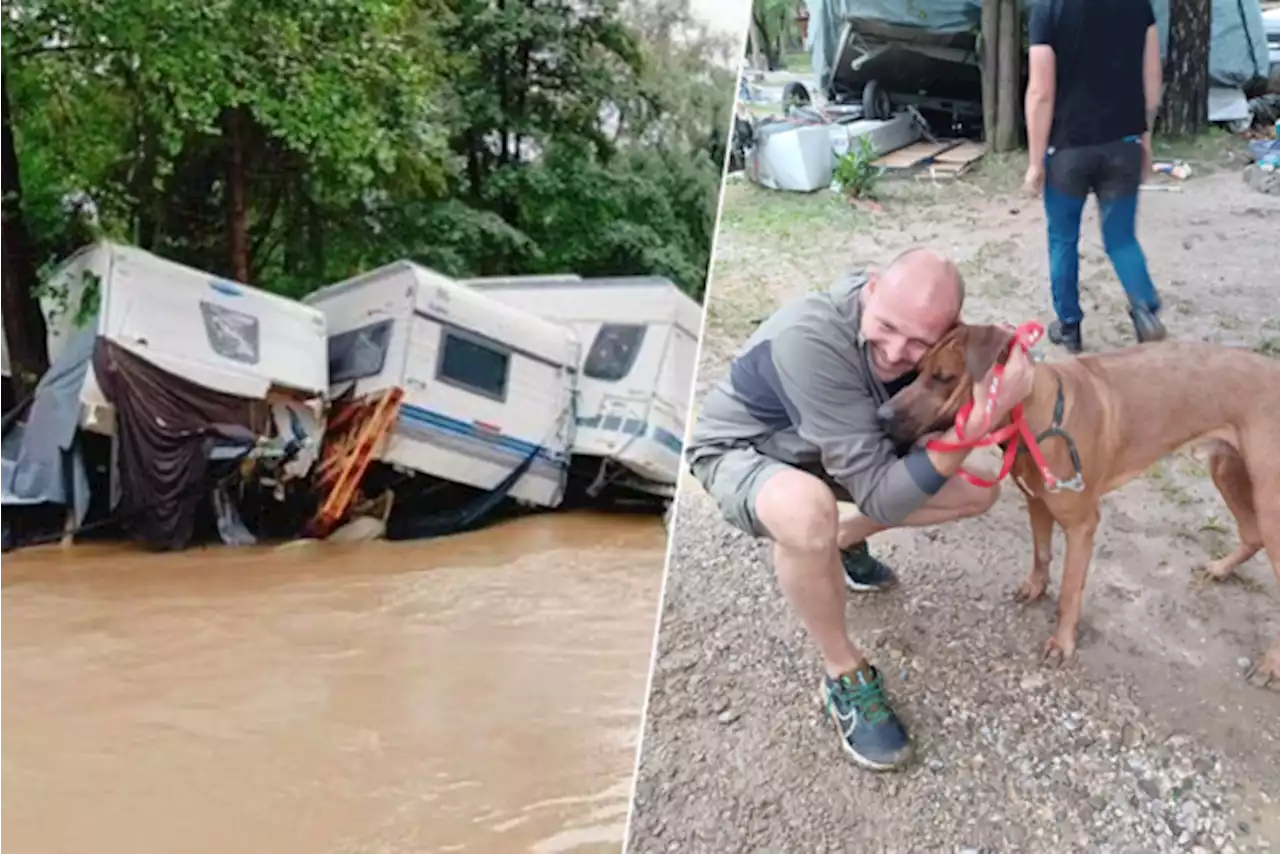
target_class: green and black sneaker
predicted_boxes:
[841,542,898,593]
[820,664,913,771]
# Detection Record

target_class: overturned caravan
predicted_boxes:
[303,261,581,539]
[2,242,329,551]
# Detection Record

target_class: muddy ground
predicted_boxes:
[625,133,1280,853]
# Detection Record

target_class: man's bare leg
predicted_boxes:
[755,468,862,677]
[755,467,1000,678]
[754,465,998,771]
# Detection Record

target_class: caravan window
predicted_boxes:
[437,330,510,401]
[200,301,260,365]
[329,319,393,383]
[584,324,646,382]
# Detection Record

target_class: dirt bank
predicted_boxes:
[626,134,1280,853]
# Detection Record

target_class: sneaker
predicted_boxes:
[1048,320,1083,354]
[1130,305,1167,344]
[841,542,898,592]
[820,665,913,770]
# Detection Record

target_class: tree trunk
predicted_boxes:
[993,0,1022,153]
[980,0,1000,145]
[223,106,250,282]
[1,77,51,398]
[748,19,764,73]
[1157,0,1211,136]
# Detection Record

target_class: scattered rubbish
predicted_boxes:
[1246,136,1280,167]
[1139,185,1185,193]
[1243,161,1280,195]
[1153,160,1193,180]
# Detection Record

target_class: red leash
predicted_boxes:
[924,321,1070,490]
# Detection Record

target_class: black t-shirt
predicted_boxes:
[883,370,917,400]
[1027,0,1155,150]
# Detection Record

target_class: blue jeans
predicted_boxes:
[1043,136,1161,327]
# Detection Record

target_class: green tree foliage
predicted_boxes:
[3,0,732,386]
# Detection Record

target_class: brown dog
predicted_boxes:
[879,325,1280,687]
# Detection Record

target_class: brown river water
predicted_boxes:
[2,512,666,854]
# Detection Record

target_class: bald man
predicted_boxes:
[686,248,1033,771]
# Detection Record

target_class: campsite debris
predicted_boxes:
[1243,162,1280,195]
[1153,160,1193,180]
[309,387,403,538]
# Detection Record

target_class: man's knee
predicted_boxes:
[754,468,839,554]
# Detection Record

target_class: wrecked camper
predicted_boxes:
[463,274,700,504]
[303,261,580,539]
[2,242,329,551]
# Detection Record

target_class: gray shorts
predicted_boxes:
[689,446,854,540]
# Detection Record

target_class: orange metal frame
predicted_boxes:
[310,387,403,537]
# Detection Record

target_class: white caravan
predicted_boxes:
[463,275,701,500]
[13,242,329,438]
[304,261,580,509]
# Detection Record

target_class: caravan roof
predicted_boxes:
[3,242,329,400]
[463,275,703,337]
[307,261,581,369]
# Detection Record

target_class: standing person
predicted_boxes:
[1022,0,1167,354]
[685,248,1034,771]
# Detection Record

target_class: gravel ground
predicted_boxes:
[625,134,1280,853]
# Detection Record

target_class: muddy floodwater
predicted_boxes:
[2,512,666,854]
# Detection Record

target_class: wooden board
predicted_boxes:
[873,140,961,170]
[933,141,987,165]
[915,141,989,180]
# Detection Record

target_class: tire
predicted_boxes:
[782,80,812,111]
[862,79,892,120]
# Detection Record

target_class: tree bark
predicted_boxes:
[748,19,764,73]
[223,106,251,282]
[980,0,1000,145]
[1157,0,1211,136]
[993,0,1022,153]
[1,76,51,398]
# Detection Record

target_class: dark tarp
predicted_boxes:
[92,338,258,551]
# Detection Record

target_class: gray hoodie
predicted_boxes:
[687,274,947,526]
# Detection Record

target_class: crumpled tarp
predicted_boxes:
[806,0,1270,96]
[92,338,258,551]
[1,324,95,524]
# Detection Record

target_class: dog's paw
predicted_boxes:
[1014,576,1048,603]
[1191,563,1233,585]
[1245,650,1280,691]
[1042,634,1077,668]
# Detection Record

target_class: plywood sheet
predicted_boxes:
[873,140,960,170]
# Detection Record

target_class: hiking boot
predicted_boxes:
[1130,305,1167,344]
[841,542,898,592]
[820,664,913,770]
[1048,320,1083,354]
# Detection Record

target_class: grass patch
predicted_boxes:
[1151,128,1245,174]
[967,151,1026,194]
[704,271,776,341]
[1255,337,1280,358]
[716,181,861,242]
[781,52,810,74]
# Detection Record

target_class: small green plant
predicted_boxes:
[833,136,881,201]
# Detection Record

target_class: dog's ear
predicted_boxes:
[962,325,1015,380]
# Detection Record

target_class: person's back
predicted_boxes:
[1024,0,1166,354]
[1040,0,1154,149]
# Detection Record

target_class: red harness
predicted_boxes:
[923,321,1077,491]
